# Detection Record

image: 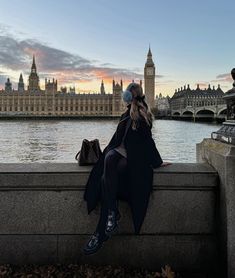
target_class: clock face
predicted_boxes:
[146,68,154,76]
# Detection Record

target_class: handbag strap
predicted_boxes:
[75,150,81,161]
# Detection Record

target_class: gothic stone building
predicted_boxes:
[170,84,225,114]
[0,49,156,117]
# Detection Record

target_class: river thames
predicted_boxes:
[0,119,221,163]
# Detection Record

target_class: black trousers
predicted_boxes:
[95,149,128,237]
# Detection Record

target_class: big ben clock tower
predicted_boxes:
[144,47,155,109]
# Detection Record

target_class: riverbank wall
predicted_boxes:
[0,162,219,275]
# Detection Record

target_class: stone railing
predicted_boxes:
[0,162,219,275]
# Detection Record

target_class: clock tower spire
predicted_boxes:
[144,46,155,109]
[28,55,40,92]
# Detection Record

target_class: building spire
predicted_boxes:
[28,55,40,92]
[19,73,23,82]
[31,55,37,73]
[145,45,154,66]
[100,79,105,94]
[5,77,12,92]
[18,73,25,92]
[148,44,152,57]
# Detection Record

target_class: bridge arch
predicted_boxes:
[182,110,193,115]
[218,108,227,115]
[172,111,180,116]
[196,107,215,114]
[196,109,215,118]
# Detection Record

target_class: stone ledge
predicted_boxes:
[0,163,218,190]
[0,162,217,173]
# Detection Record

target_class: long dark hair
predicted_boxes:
[128,83,154,130]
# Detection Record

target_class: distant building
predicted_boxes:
[0,48,156,116]
[170,84,225,114]
[155,93,170,116]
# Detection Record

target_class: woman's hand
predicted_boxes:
[160,161,172,167]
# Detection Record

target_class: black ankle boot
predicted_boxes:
[105,209,121,235]
[83,232,109,255]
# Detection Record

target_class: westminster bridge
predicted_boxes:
[171,103,227,120]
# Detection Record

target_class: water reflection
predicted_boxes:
[0,119,220,163]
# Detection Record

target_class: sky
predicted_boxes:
[0,0,234,97]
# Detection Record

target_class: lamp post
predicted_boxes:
[211,68,235,144]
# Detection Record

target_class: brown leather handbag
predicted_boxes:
[75,139,102,166]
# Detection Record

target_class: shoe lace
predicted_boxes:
[107,210,115,226]
[88,233,99,246]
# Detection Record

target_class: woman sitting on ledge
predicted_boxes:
[83,82,171,255]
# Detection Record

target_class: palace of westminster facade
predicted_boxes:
[0,49,156,117]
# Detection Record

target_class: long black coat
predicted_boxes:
[83,104,163,234]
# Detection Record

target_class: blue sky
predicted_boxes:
[0,0,234,96]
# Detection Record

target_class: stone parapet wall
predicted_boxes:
[0,163,219,274]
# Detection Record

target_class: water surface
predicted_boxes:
[0,119,220,163]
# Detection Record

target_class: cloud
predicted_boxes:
[157,79,176,84]
[0,70,12,86]
[0,75,7,85]
[0,33,144,88]
[211,73,233,83]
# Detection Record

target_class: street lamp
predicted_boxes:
[211,68,235,144]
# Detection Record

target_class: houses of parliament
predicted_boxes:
[0,48,156,117]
